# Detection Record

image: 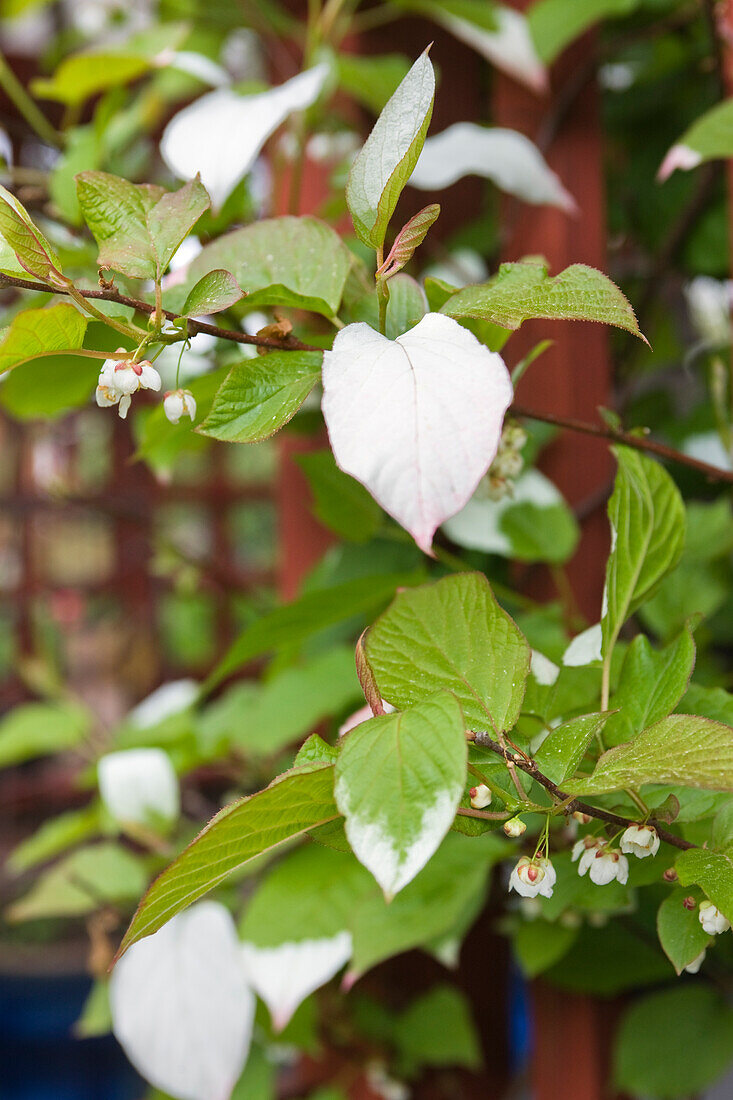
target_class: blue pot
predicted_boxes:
[0,972,142,1100]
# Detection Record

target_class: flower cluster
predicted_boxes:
[96,352,161,419]
[95,352,197,425]
[486,421,527,500]
[572,837,629,885]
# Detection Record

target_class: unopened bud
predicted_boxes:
[469,784,492,810]
[503,817,526,838]
[572,812,592,824]
[663,867,678,883]
[683,896,696,911]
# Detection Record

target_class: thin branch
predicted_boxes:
[471,731,695,851]
[510,400,733,485]
[4,271,733,486]
[0,274,321,352]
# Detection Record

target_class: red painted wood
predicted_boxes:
[493,9,613,624]
[494,6,617,1100]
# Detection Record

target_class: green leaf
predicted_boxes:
[440,261,646,341]
[198,647,361,759]
[74,980,112,1039]
[207,571,424,690]
[7,843,147,921]
[350,832,501,975]
[384,273,428,339]
[614,986,733,1099]
[513,919,578,977]
[0,183,64,282]
[567,714,733,796]
[393,986,481,1072]
[76,172,210,281]
[295,734,340,768]
[198,351,322,443]
[664,98,733,172]
[181,269,244,316]
[528,0,639,65]
[603,626,696,747]
[31,24,187,106]
[676,846,733,923]
[365,572,530,732]
[602,447,686,656]
[499,494,579,565]
[534,712,608,784]
[117,764,339,956]
[296,449,383,542]
[183,216,352,317]
[8,804,101,873]
[346,49,435,249]
[0,702,90,767]
[133,365,227,474]
[337,53,412,114]
[240,844,372,946]
[335,693,467,897]
[545,921,670,995]
[0,302,87,373]
[657,889,710,974]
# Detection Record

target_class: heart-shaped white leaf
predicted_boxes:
[410,124,576,212]
[322,313,512,553]
[110,902,254,1100]
[161,64,329,210]
[241,933,352,1032]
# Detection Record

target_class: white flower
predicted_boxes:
[588,846,629,886]
[684,949,706,974]
[164,388,197,424]
[503,817,526,838]
[98,747,179,829]
[95,352,161,419]
[699,901,731,936]
[509,856,556,899]
[572,835,600,876]
[469,783,492,809]
[620,824,660,859]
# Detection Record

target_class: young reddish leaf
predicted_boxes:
[377,203,440,279]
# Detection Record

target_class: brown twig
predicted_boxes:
[4,271,733,486]
[471,730,696,851]
[510,400,733,485]
[0,273,321,352]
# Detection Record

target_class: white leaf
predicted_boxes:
[410,124,576,211]
[158,50,231,87]
[241,932,352,1032]
[98,747,179,828]
[322,313,512,554]
[111,902,255,1100]
[129,678,198,728]
[443,468,563,555]
[563,623,603,666]
[437,6,547,93]
[531,649,560,686]
[161,64,329,210]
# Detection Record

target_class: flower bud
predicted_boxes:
[699,900,731,935]
[164,388,197,425]
[663,867,678,883]
[683,896,696,911]
[572,812,592,824]
[503,817,526,837]
[620,823,660,859]
[469,783,492,809]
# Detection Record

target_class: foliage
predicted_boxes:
[1,1,733,1099]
